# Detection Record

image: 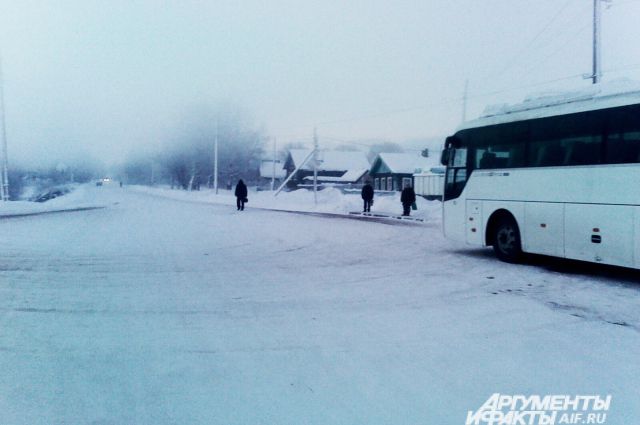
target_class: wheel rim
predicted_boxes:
[496,225,517,254]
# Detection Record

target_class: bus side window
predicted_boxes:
[506,147,524,167]
[530,112,602,167]
[532,142,565,167]
[608,131,640,163]
[605,105,640,164]
[473,124,526,169]
[565,140,601,165]
[479,151,496,169]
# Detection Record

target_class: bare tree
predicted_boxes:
[159,103,265,190]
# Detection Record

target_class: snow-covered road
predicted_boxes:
[1,186,638,424]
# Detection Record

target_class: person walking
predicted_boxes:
[235,179,248,211]
[361,180,374,213]
[400,182,416,216]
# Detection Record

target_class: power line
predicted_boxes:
[276,2,640,145]
[491,0,575,81]
[543,22,592,65]
[318,134,426,152]
[603,62,640,73]
[309,20,593,132]
[511,22,592,84]
[609,0,640,6]
[276,63,640,145]
[467,73,586,101]
[274,71,594,144]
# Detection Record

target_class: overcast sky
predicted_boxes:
[1,0,640,167]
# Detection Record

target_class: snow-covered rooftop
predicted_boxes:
[302,168,368,183]
[339,168,368,182]
[259,160,286,179]
[459,79,640,131]
[373,153,438,174]
[287,149,369,172]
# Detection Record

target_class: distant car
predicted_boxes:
[96,181,103,186]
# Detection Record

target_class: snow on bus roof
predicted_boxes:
[458,79,640,131]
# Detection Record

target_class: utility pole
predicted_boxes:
[592,0,602,84]
[589,0,612,84]
[214,118,219,194]
[313,128,318,206]
[271,137,277,191]
[0,56,9,201]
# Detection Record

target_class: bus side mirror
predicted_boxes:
[440,149,450,166]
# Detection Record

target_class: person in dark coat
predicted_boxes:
[400,183,416,216]
[235,179,248,211]
[361,181,374,213]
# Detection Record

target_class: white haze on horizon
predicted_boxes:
[1,0,639,169]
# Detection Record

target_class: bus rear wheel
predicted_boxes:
[492,216,523,263]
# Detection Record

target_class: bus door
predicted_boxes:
[442,137,468,201]
[441,136,469,242]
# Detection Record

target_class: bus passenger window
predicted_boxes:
[606,131,640,164]
[604,105,640,164]
[479,151,496,169]
[529,111,603,167]
[476,122,527,169]
[565,140,601,165]
[531,142,565,167]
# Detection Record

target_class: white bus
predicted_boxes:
[440,84,640,268]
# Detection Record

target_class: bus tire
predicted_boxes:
[492,215,523,263]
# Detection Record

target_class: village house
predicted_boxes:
[368,152,437,191]
[258,159,287,190]
[283,149,370,188]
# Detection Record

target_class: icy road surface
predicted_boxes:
[1,186,639,424]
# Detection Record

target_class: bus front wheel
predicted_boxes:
[492,216,523,263]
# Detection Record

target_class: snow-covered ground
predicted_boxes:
[130,184,441,222]
[0,184,110,217]
[0,181,440,221]
[0,184,638,424]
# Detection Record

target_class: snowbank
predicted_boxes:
[131,185,443,223]
[0,182,443,222]
[0,184,109,217]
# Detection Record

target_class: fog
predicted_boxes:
[1,0,640,169]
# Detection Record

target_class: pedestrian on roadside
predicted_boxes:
[235,179,248,211]
[400,182,416,216]
[361,180,374,213]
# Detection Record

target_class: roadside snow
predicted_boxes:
[130,185,443,223]
[0,185,110,217]
[1,183,442,223]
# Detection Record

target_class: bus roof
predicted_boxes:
[457,79,640,132]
